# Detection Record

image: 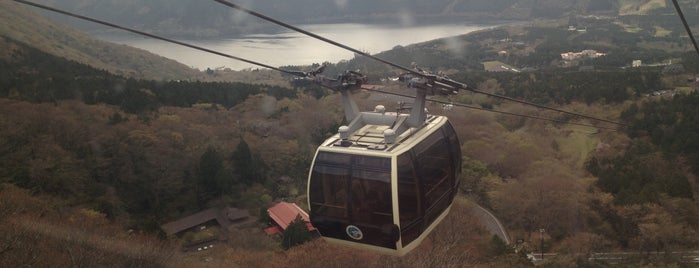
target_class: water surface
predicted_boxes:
[98,23,496,71]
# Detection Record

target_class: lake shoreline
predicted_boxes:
[87,16,518,40]
[93,22,511,71]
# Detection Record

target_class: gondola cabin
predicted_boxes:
[308,85,462,256]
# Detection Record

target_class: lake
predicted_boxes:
[97,23,497,71]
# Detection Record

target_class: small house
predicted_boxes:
[160,207,250,250]
[265,202,316,235]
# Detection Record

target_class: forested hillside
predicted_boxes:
[0,36,311,230]
[0,36,510,266]
[2,1,699,266]
[30,0,680,38]
[32,0,699,38]
[325,19,698,106]
[0,1,198,80]
[0,37,295,111]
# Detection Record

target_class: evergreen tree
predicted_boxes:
[232,138,263,185]
[197,147,228,200]
[119,88,160,114]
[281,215,312,250]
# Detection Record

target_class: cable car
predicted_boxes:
[307,71,462,256]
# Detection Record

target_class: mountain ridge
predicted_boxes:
[1,1,199,80]
[29,0,624,38]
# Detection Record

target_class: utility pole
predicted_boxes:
[539,228,545,260]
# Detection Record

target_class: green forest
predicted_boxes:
[2,2,699,266]
[0,36,319,232]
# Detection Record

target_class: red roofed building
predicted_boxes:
[265,202,316,235]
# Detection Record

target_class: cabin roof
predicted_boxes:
[267,202,316,232]
[320,114,446,154]
[160,207,249,236]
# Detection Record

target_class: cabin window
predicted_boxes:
[309,165,349,218]
[349,156,391,224]
[310,152,395,248]
[397,152,422,245]
[443,122,462,189]
[348,155,394,248]
[413,129,453,226]
[310,152,352,218]
[350,167,392,224]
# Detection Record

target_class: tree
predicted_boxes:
[491,160,588,241]
[631,204,698,254]
[119,88,160,114]
[460,156,491,205]
[589,141,693,205]
[281,215,312,250]
[232,138,263,185]
[197,147,230,201]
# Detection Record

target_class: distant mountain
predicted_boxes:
[24,0,674,38]
[1,1,198,80]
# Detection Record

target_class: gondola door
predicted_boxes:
[309,152,399,250]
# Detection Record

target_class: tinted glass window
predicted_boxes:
[350,156,391,222]
[354,155,391,170]
[350,170,392,223]
[349,155,394,248]
[414,129,453,227]
[309,153,396,249]
[309,165,349,218]
[397,152,422,245]
[316,152,352,165]
[443,122,462,188]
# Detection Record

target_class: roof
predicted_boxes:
[223,207,250,223]
[161,208,218,236]
[320,114,447,155]
[161,207,249,236]
[267,202,316,232]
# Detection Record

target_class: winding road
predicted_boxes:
[469,202,511,245]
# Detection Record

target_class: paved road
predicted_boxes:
[589,251,699,263]
[470,203,511,244]
[464,202,699,265]
[527,251,699,264]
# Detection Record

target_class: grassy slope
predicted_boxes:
[557,125,600,169]
[618,0,667,15]
[0,1,199,81]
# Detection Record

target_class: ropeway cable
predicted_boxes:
[211,0,626,127]
[11,0,299,77]
[671,0,699,59]
[364,86,618,131]
[12,0,616,131]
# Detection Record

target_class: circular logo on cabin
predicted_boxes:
[346,225,363,240]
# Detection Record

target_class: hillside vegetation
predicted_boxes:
[1,1,198,80]
[31,0,674,37]
[2,1,699,266]
[34,0,699,36]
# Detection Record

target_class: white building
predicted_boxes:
[560,50,606,61]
